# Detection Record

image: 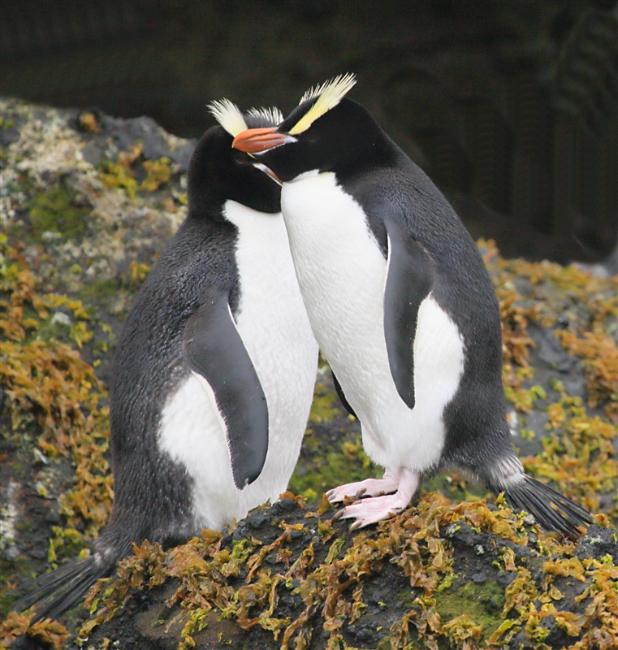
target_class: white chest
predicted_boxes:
[158,202,317,530]
[281,173,388,388]
[281,173,465,472]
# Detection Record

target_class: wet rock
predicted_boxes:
[576,525,618,564]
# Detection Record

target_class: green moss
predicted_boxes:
[519,427,536,441]
[0,557,32,618]
[422,473,485,503]
[79,264,150,318]
[29,181,88,239]
[436,579,504,640]
[79,278,119,302]
[230,538,254,562]
[308,383,340,424]
[0,590,14,620]
[289,432,375,500]
[48,526,87,565]
[35,317,72,343]
[398,588,417,610]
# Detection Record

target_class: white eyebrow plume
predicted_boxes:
[246,106,284,126]
[290,73,357,135]
[207,98,248,137]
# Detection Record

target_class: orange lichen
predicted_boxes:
[78,112,101,134]
[497,283,537,368]
[99,145,174,199]
[0,240,112,546]
[74,489,616,648]
[0,610,69,649]
[557,330,618,420]
[522,386,617,521]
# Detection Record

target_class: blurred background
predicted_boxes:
[1,0,617,265]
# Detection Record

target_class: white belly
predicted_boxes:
[158,201,318,531]
[281,172,464,472]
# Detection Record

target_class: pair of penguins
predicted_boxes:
[24,75,591,620]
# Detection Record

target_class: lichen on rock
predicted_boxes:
[0,99,616,649]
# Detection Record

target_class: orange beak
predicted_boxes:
[232,127,293,154]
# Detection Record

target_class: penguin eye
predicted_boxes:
[231,149,250,165]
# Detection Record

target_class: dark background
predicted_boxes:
[1,0,617,264]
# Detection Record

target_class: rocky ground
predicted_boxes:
[0,99,616,649]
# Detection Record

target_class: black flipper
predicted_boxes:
[331,370,357,419]
[183,295,268,489]
[383,217,433,410]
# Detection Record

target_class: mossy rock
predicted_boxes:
[435,579,505,639]
[0,99,616,649]
[28,180,89,240]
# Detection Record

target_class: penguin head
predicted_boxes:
[231,74,387,181]
[188,100,283,218]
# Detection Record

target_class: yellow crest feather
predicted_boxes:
[289,73,357,136]
[207,98,248,137]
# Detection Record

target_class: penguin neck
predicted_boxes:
[187,184,227,222]
[188,172,280,220]
[188,194,283,228]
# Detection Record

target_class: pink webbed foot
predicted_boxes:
[326,472,399,504]
[334,469,420,530]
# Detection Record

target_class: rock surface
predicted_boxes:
[0,99,616,649]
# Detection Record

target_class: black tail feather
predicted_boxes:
[32,558,89,591]
[17,555,112,623]
[500,474,592,539]
[515,484,575,536]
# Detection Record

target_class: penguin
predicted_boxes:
[21,102,318,620]
[231,75,592,536]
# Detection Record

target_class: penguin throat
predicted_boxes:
[286,169,321,183]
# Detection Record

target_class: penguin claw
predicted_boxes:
[331,469,420,529]
[337,500,400,528]
[325,477,398,504]
[326,486,364,504]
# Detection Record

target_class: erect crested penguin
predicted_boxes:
[231,75,592,536]
[21,102,318,620]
